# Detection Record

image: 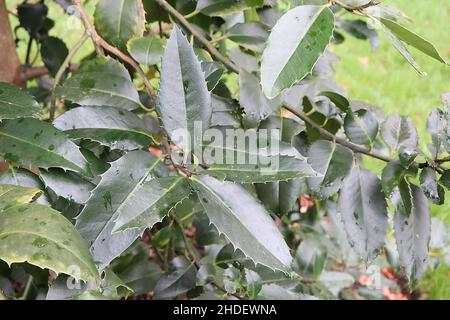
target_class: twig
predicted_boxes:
[169,212,246,300]
[283,104,391,163]
[49,33,89,121]
[25,37,33,66]
[72,0,157,100]
[213,283,247,300]
[154,0,239,73]
[285,104,449,172]
[436,156,450,164]
[331,0,379,12]
[20,275,33,300]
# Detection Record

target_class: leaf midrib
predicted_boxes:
[116,176,186,229]
[271,6,325,89]
[89,158,162,249]
[60,85,140,106]
[194,178,286,269]
[0,131,84,173]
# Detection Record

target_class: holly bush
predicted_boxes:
[0,0,448,300]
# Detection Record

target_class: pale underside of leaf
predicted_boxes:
[339,167,388,261]
[393,185,430,282]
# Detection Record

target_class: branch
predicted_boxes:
[331,0,380,12]
[283,104,392,163]
[285,104,450,173]
[169,212,247,300]
[49,33,89,121]
[154,0,240,73]
[72,0,156,99]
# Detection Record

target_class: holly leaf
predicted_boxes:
[0,118,90,176]
[0,82,40,120]
[393,185,430,283]
[379,18,447,65]
[127,36,164,66]
[57,57,141,111]
[381,114,417,151]
[53,106,153,151]
[158,26,211,151]
[75,151,170,268]
[94,0,146,51]
[261,5,334,98]
[339,166,388,261]
[191,175,292,271]
[0,184,99,284]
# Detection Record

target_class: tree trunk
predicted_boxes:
[0,0,23,86]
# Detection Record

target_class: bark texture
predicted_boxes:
[0,0,23,86]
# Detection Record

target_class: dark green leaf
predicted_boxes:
[373,17,424,75]
[53,106,153,150]
[76,151,168,267]
[344,109,379,146]
[379,18,447,65]
[308,140,354,187]
[381,114,417,151]
[381,160,417,196]
[440,170,450,190]
[112,243,163,295]
[127,36,164,66]
[94,0,146,51]
[158,26,211,151]
[40,169,95,204]
[339,166,388,261]
[191,175,292,271]
[0,83,40,120]
[197,0,259,17]
[227,23,269,52]
[57,57,141,111]
[0,118,90,176]
[210,95,240,127]
[420,168,444,205]
[397,178,414,217]
[239,70,281,127]
[318,91,349,112]
[393,185,430,283]
[154,256,196,299]
[261,5,334,98]
[40,36,68,77]
[202,62,224,92]
[256,180,304,215]
[340,19,379,51]
[426,108,445,158]
[200,142,316,183]
[113,176,191,232]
